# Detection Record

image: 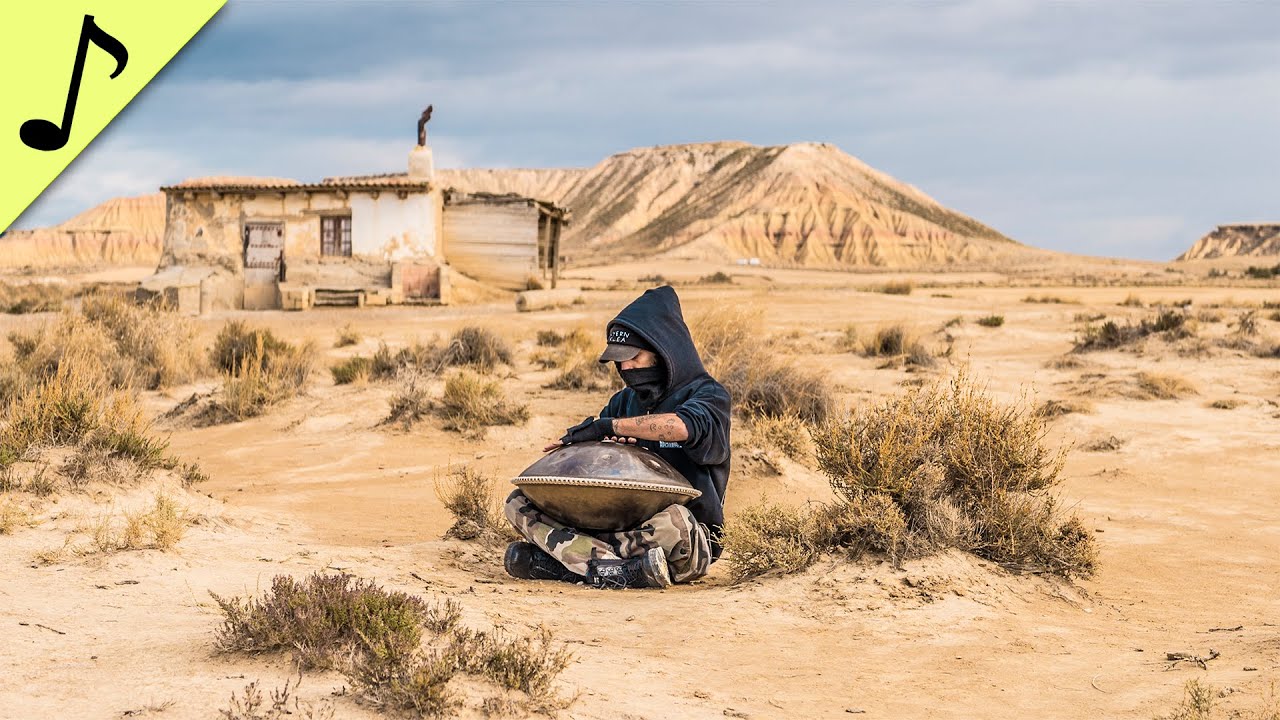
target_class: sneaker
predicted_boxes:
[504,541,583,583]
[586,547,673,590]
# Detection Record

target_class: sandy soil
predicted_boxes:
[2,262,1279,719]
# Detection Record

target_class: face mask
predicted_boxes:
[619,366,666,407]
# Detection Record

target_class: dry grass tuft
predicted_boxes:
[384,372,432,429]
[211,325,315,421]
[435,467,517,543]
[330,356,371,385]
[439,371,529,434]
[0,281,69,314]
[1119,293,1145,307]
[84,493,191,554]
[719,501,824,582]
[698,271,733,285]
[1133,371,1197,400]
[1022,295,1079,305]
[1155,678,1280,720]
[1074,310,1193,352]
[1037,398,1094,418]
[692,306,834,424]
[439,327,513,373]
[747,412,814,462]
[878,280,914,295]
[861,324,937,368]
[334,323,361,348]
[1209,398,1244,410]
[976,315,1005,328]
[218,676,334,720]
[370,340,442,380]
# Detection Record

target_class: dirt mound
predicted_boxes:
[1,193,164,270]
[443,141,1035,269]
[1176,223,1280,260]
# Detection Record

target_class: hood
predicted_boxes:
[607,285,708,401]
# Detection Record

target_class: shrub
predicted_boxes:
[808,372,1096,579]
[691,306,834,424]
[217,336,315,421]
[434,467,516,543]
[747,413,814,462]
[1022,295,1078,305]
[5,294,204,395]
[384,372,432,429]
[861,324,936,367]
[211,572,435,671]
[330,356,371,385]
[719,501,823,582]
[1119,293,1144,307]
[1133,371,1196,400]
[698,271,733,285]
[334,323,361,348]
[438,327,512,373]
[1244,264,1280,280]
[878,280,913,295]
[976,315,1004,328]
[1234,310,1259,336]
[439,371,529,433]
[546,357,617,392]
[0,281,68,314]
[1209,398,1243,410]
[1074,310,1192,351]
[211,321,292,376]
[371,340,443,380]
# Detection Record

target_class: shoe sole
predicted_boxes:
[644,547,674,588]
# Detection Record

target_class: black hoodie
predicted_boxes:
[599,286,732,559]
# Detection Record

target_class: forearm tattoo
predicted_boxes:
[616,413,688,442]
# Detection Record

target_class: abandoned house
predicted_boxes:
[142,131,568,313]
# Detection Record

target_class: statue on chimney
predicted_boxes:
[417,105,433,147]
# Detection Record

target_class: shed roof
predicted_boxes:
[162,175,431,193]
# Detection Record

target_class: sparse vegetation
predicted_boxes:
[1074,310,1193,352]
[384,372,432,429]
[1133,371,1196,400]
[334,324,361,348]
[878,280,913,295]
[1244,263,1280,280]
[861,324,937,368]
[218,676,334,720]
[692,306,834,424]
[747,412,814,462]
[1156,678,1280,720]
[439,371,529,434]
[719,501,823,582]
[698,271,733,284]
[213,572,571,716]
[1022,295,1078,304]
[0,281,69,314]
[724,373,1096,582]
[1037,398,1094,418]
[976,315,1004,327]
[836,325,859,352]
[1209,398,1244,410]
[435,467,516,543]
[1119,294,1144,307]
[439,327,513,373]
[330,356,371,385]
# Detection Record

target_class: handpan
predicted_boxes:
[512,441,701,532]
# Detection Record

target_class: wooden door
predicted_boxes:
[243,222,284,310]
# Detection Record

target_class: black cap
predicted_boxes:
[598,324,653,363]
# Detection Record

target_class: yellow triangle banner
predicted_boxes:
[0,1,226,233]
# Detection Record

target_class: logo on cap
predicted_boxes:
[608,328,632,344]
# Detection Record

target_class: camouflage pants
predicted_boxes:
[504,489,711,583]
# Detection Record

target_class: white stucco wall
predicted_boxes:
[350,190,440,261]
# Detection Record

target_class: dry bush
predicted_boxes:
[89,494,190,553]
[1022,295,1078,305]
[1155,678,1280,720]
[1196,309,1224,324]
[1209,398,1244,410]
[861,324,937,368]
[334,324,361,348]
[747,413,814,462]
[1119,294,1145,307]
[1269,310,1280,323]
[1083,435,1126,452]
[5,294,204,398]
[439,327,513,373]
[1073,312,1107,323]
[435,467,517,543]
[371,340,443,380]
[214,332,315,421]
[808,372,1095,579]
[836,325,859,353]
[0,281,68,314]
[218,676,334,720]
[211,321,292,375]
[719,501,823,582]
[976,315,1005,328]
[1234,310,1260,336]
[0,498,32,534]
[1074,310,1193,352]
[212,572,436,670]
[439,371,529,433]
[698,271,733,285]
[330,356,371,385]
[385,372,432,429]
[1133,372,1197,400]
[690,306,834,424]
[878,280,913,295]
[215,573,571,716]
[546,357,617,392]
[1037,398,1094,418]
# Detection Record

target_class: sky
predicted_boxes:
[12,0,1280,261]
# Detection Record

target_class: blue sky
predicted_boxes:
[14,0,1280,260]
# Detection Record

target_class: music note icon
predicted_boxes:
[20,14,128,152]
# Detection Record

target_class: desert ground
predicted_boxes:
[2,258,1279,720]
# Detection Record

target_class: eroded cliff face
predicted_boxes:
[438,141,1027,268]
[1176,224,1280,261]
[0,194,164,269]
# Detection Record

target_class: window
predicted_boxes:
[321,216,352,257]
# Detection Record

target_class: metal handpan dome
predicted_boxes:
[512,441,701,532]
